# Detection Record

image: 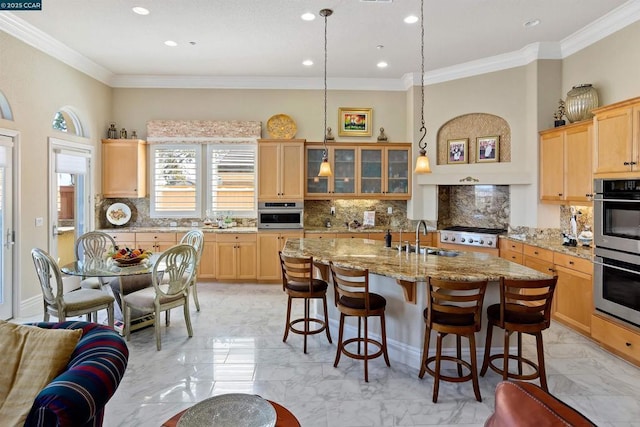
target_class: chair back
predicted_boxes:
[426,277,488,333]
[499,276,558,329]
[152,244,196,298]
[31,248,64,306]
[75,231,116,261]
[279,251,314,292]
[329,262,372,312]
[180,230,204,268]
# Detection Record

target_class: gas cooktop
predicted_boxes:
[440,226,507,248]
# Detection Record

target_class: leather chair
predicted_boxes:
[330,262,390,382]
[480,276,558,391]
[419,277,487,402]
[279,251,332,354]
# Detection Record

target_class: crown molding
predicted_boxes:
[1,1,639,90]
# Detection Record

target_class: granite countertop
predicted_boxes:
[98,226,258,234]
[282,237,551,283]
[501,234,593,260]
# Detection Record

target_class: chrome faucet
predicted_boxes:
[416,220,428,253]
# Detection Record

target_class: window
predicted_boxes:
[150,143,256,218]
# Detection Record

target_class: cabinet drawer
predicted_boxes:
[499,239,523,253]
[108,232,135,242]
[177,231,217,242]
[335,233,364,239]
[135,232,177,242]
[216,233,257,243]
[501,250,523,264]
[591,314,640,365]
[553,253,592,275]
[304,233,337,239]
[523,244,554,263]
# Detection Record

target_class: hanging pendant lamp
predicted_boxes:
[414,0,432,174]
[318,8,333,177]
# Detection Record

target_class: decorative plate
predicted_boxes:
[177,394,276,427]
[106,202,132,226]
[266,114,297,139]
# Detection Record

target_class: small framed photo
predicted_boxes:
[338,107,372,137]
[447,138,468,164]
[476,135,499,162]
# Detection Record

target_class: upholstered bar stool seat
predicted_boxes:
[280,252,332,354]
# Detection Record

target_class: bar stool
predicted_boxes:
[480,276,558,392]
[279,252,332,353]
[329,262,390,382]
[418,277,488,402]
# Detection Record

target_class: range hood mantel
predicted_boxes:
[416,171,533,186]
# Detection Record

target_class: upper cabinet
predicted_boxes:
[305,142,411,200]
[539,121,593,203]
[102,139,147,198]
[257,139,304,201]
[593,96,640,177]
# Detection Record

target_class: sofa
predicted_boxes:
[485,381,596,427]
[24,321,129,427]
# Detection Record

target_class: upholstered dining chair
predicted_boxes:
[121,244,196,350]
[179,229,205,311]
[31,248,115,328]
[74,231,117,290]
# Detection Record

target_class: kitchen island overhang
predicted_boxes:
[281,237,553,368]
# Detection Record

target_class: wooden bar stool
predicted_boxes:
[329,262,390,382]
[418,277,488,402]
[480,276,558,392]
[279,252,332,354]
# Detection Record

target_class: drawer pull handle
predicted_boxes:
[569,261,574,265]
[626,342,632,347]
[534,251,539,255]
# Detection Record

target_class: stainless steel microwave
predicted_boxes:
[257,201,303,229]
[593,178,640,253]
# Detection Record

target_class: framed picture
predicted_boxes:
[476,135,499,162]
[338,107,372,137]
[447,138,468,164]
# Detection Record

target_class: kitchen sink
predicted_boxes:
[395,246,459,256]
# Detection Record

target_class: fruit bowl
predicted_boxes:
[110,247,152,266]
[113,256,146,266]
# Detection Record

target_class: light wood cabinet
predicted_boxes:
[539,121,593,203]
[106,232,136,249]
[177,232,216,279]
[135,232,177,253]
[257,231,303,280]
[102,139,147,198]
[216,233,257,280]
[499,239,523,264]
[522,244,554,275]
[305,142,411,200]
[303,233,337,239]
[591,313,640,366]
[257,139,304,201]
[552,252,593,336]
[592,97,640,177]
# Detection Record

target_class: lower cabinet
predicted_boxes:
[216,233,257,280]
[198,233,217,279]
[135,232,177,253]
[257,231,303,281]
[552,252,593,335]
[107,232,136,249]
[591,314,640,366]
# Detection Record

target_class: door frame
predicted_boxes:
[0,128,19,319]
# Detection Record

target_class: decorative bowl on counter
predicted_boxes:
[110,247,152,266]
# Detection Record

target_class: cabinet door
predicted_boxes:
[553,264,592,335]
[539,130,565,201]
[385,148,410,197]
[594,107,633,174]
[102,139,146,198]
[305,147,329,196]
[280,143,304,199]
[332,148,356,196]
[237,242,257,279]
[360,148,383,195]
[199,236,216,279]
[109,232,136,249]
[216,242,237,280]
[564,123,593,201]
[257,143,280,200]
[257,233,281,280]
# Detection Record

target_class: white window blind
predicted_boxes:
[150,145,201,217]
[55,150,88,174]
[207,145,256,216]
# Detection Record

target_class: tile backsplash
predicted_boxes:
[304,200,418,231]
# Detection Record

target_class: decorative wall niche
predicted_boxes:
[436,113,511,165]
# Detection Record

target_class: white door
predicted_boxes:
[0,134,15,320]
[48,139,93,265]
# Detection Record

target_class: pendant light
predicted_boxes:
[318,8,333,177]
[414,0,432,174]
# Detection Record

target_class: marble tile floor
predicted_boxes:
[17,282,640,426]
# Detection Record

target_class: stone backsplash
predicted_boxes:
[437,185,510,229]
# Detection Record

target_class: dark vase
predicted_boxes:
[554,120,566,127]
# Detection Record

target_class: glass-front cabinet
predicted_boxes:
[305,142,411,200]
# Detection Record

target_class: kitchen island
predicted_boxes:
[282,237,552,367]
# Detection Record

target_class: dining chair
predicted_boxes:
[330,262,390,382]
[418,277,487,402]
[31,248,115,327]
[480,276,558,392]
[179,230,205,311]
[122,244,196,350]
[74,231,117,290]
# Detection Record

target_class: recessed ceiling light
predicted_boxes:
[132,6,150,15]
[302,60,313,66]
[377,61,388,68]
[164,40,178,47]
[404,15,418,24]
[301,12,315,21]
[524,19,540,28]
[376,45,384,50]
